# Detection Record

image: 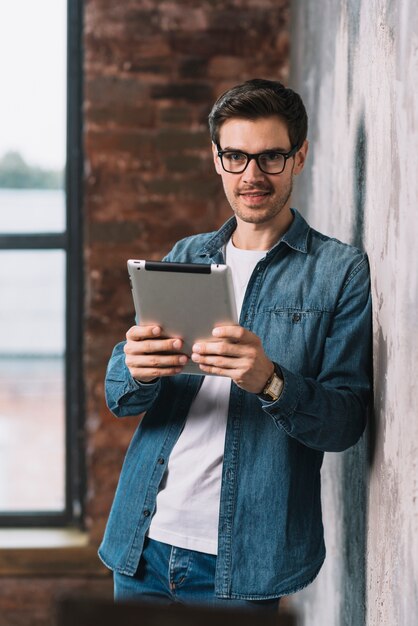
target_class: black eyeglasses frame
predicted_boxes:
[216,144,299,175]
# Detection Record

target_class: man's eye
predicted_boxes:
[224,152,246,163]
[262,152,282,162]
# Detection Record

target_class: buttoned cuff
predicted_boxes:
[259,363,303,420]
[257,363,284,402]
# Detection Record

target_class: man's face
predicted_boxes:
[212,116,307,228]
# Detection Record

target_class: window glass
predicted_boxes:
[0,0,66,233]
[0,1,68,515]
[0,250,66,511]
[0,189,66,234]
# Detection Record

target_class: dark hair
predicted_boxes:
[208,78,308,150]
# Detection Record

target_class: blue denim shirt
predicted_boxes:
[99,209,372,599]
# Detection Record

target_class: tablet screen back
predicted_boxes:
[127,260,238,375]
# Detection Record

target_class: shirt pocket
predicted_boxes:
[255,307,332,376]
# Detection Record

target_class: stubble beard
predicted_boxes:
[227,176,294,225]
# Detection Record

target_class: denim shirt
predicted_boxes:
[99,209,372,599]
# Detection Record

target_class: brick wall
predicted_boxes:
[0,4,290,625]
[0,578,112,626]
[84,0,290,545]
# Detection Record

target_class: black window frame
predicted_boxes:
[0,0,84,528]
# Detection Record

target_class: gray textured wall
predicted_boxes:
[289,1,418,625]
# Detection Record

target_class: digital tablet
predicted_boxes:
[127,260,238,376]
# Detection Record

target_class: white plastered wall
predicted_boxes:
[290,1,418,624]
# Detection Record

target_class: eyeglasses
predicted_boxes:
[216,145,298,175]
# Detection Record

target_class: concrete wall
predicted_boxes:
[290,1,418,625]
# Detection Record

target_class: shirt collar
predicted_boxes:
[279,208,310,254]
[200,208,310,258]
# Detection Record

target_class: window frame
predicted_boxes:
[0,0,84,527]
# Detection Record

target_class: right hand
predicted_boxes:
[124,325,189,383]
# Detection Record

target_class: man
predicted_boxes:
[99,79,372,612]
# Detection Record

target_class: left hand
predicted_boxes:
[191,325,275,394]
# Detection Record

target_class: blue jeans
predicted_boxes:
[114,538,280,613]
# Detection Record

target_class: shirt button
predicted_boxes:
[292,313,301,322]
[143,509,150,517]
[157,457,165,465]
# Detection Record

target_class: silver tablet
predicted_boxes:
[127,260,238,376]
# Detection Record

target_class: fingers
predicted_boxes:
[124,325,188,382]
[127,357,188,383]
[126,352,189,369]
[192,326,257,359]
[191,335,251,373]
[191,347,244,374]
[192,340,242,358]
[190,326,273,393]
[126,325,162,341]
[126,336,183,355]
[211,325,249,341]
[125,325,183,353]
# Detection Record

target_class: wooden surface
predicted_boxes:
[0,546,109,577]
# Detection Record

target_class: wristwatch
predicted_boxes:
[260,363,283,402]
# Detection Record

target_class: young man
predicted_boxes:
[99,79,372,612]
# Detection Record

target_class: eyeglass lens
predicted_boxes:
[221,151,286,174]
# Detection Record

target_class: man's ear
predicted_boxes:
[293,140,309,175]
[212,142,223,175]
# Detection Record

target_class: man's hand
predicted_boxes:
[124,325,189,383]
[191,325,275,394]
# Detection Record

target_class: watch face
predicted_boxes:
[264,372,283,401]
[260,365,283,401]
[270,374,282,395]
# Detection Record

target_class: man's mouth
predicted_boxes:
[238,189,272,203]
[240,191,269,195]
[239,184,272,193]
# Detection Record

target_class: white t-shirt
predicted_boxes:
[147,239,266,554]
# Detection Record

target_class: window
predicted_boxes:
[0,1,83,526]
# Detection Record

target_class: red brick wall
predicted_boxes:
[84,0,290,545]
[0,4,290,625]
[0,577,112,626]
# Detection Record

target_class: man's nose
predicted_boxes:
[242,157,265,182]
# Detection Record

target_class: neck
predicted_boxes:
[232,209,294,251]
